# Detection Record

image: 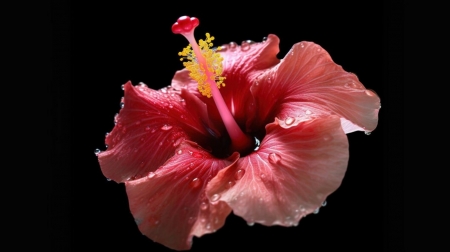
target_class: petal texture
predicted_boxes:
[98,82,212,182]
[125,141,238,250]
[206,116,348,226]
[252,41,380,133]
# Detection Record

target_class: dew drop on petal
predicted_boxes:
[148,172,156,178]
[190,178,202,188]
[285,117,294,125]
[145,126,151,132]
[135,120,141,125]
[247,222,255,226]
[200,202,208,211]
[234,169,245,180]
[305,110,312,115]
[365,131,371,135]
[121,84,125,90]
[161,124,172,131]
[241,40,252,51]
[188,216,195,224]
[262,36,267,42]
[229,41,237,49]
[94,148,101,156]
[300,42,304,48]
[225,181,235,189]
[322,201,327,207]
[268,153,281,164]
[313,208,320,214]
[211,194,221,202]
[106,178,112,181]
[177,149,183,155]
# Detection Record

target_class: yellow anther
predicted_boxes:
[178,33,226,98]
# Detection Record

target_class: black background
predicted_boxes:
[51,1,402,251]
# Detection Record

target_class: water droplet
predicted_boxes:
[190,178,202,188]
[160,88,167,93]
[211,194,221,202]
[188,216,196,224]
[247,222,255,226]
[173,137,184,147]
[148,172,155,178]
[149,217,160,226]
[138,82,147,88]
[200,202,208,211]
[105,132,109,137]
[114,113,119,124]
[322,201,327,207]
[241,40,252,51]
[317,48,321,52]
[177,149,183,155]
[145,126,151,131]
[268,153,281,164]
[135,120,141,125]
[300,43,305,48]
[121,84,125,90]
[365,131,371,135]
[168,103,173,109]
[313,208,320,214]
[94,148,101,156]
[285,117,294,125]
[305,110,312,115]
[120,102,124,108]
[225,180,235,189]
[254,137,261,151]
[206,223,211,229]
[262,36,267,42]
[234,169,245,180]
[161,124,172,131]
[229,42,237,49]
[106,178,111,181]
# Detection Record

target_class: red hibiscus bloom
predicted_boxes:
[97,16,380,250]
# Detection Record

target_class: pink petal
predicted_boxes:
[172,35,281,131]
[125,141,238,250]
[98,82,213,182]
[251,41,380,133]
[206,116,348,226]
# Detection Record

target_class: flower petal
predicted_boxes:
[125,141,238,250]
[252,41,380,133]
[206,116,348,226]
[98,82,213,182]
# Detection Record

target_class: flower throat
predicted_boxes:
[172,16,254,155]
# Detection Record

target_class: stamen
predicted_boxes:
[172,16,253,154]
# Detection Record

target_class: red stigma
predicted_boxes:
[172,16,199,34]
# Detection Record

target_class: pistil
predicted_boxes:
[172,16,253,153]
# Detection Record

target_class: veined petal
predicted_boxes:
[252,41,380,133]
[125,141,238,251]
[206,116,348,226]
[98,82,212,182]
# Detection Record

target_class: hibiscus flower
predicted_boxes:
[96,16,380,251]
